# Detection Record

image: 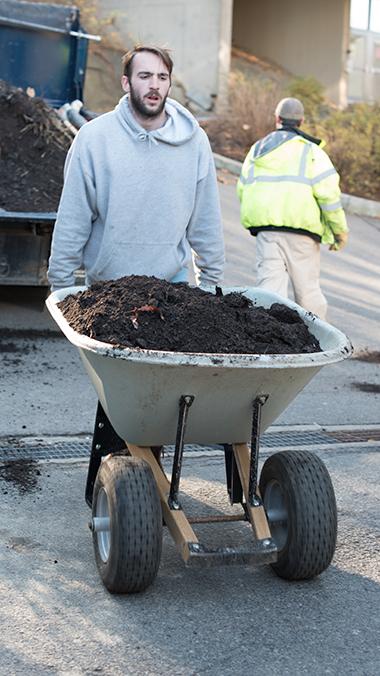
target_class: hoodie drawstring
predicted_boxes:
[137,132,159,147]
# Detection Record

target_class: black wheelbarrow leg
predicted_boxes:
[224,395,267,508]
[168,395,194,509]
[85,402,164,507]
[85,401,126,507]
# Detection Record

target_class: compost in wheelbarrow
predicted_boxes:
[57,274,321,354]
[46,285,352,594]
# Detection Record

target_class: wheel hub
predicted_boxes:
[94,487,111,563]
[263,479,288,551]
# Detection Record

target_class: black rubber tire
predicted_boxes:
[259,450,337,580]
[92,455,162,593]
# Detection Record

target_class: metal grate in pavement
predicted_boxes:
[0,428,379,462]
[323,429,380,443]
[0,441,91,461]
[260,431,336,447]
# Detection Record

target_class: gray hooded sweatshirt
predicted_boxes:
[48,96,224,290]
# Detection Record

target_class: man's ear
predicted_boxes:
[121,75,129,93]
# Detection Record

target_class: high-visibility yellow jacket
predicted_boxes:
[237,129,348,245]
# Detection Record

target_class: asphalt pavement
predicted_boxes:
[0,177,379,675]
[0,448,378,675]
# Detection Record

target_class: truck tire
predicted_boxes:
[92,455,162,593]
[259,450,337,580]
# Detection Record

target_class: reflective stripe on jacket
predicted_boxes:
[237,130,348,245]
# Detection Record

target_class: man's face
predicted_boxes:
[121,51,171,119]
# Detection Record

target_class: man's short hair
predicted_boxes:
[280,117,302,127]
[275,97,304,124]
[122,45,173,79]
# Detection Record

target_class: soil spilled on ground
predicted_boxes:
[0,341,24,354]
[353,351,380,363]
[0,328,62,342]
[0,459,41,494]
[351,382,380,394]
[58,275,321,355]
[0,80,72,212]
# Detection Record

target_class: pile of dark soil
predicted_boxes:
[0,80,72,212]
[58,275,321,355]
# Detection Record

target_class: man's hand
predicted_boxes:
[329,231,348,251]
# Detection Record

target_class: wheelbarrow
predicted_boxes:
[46,286,352,594]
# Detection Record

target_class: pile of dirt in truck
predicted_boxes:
[58,275,321,355]
[0,80,73,212]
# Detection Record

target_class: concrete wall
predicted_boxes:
[232,0,350,106]
[96,0,233,110]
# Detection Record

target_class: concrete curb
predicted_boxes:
[213,152,380,218]
[340,192,380,218]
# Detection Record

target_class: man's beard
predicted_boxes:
[129,84,168,119]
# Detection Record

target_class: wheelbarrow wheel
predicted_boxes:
[92,455,162,594]
[259,450,337,580]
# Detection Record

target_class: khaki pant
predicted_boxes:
[256,230,327,319]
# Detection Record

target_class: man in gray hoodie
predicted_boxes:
[48,45,225,501]
[48,45,225,290]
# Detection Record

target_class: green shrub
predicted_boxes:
[201,71,283,161]
[286,76,326,120]
[312,103,380,199]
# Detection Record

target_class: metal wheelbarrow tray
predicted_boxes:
[47,286,352,594]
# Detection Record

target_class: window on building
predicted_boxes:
[350,0,369,30]
[350,0,380,33]
[370,0,380,32]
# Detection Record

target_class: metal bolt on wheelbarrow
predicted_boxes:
[46,286,352,594]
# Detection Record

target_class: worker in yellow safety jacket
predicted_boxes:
[237,97,349,319]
